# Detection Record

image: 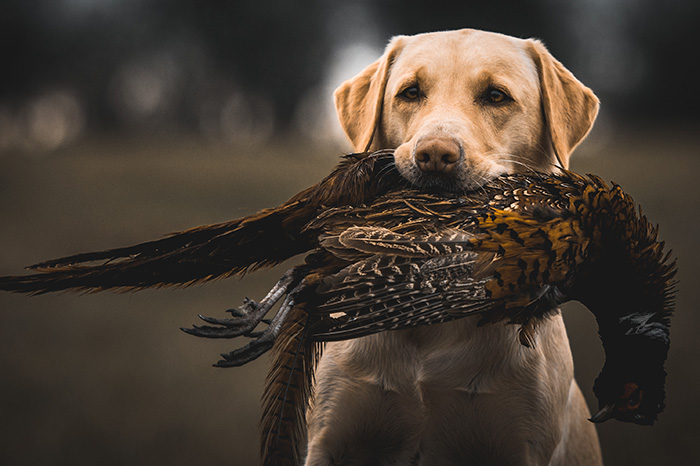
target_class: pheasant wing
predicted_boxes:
[308,226,503,340]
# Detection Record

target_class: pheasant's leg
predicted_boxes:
[181,268,301,339]
[215,278,310,367]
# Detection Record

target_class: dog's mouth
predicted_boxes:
[409,173,467,196]
[400,168,494,197]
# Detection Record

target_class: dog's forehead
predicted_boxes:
[399,29,528,57]
[390,30,537,88]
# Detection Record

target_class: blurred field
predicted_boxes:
[0,127,698,465]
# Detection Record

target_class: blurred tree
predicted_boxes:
[0,0,698,142]
[151,0,332,127]
[0,0,332,134]
[373,0,700,123]
[371,0,558,40]
[623,0,700,121]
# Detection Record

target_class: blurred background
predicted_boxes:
[0,1,698,465]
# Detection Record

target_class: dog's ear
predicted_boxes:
[334,37,406,152]
[528,40,599,168]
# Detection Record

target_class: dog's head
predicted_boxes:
[334,29,599,193]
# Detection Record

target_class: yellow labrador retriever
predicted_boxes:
[306,29,601,466]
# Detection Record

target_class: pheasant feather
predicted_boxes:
[0,150,677,465]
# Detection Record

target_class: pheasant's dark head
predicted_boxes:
[589,332,669,425]
[569,178,678,425]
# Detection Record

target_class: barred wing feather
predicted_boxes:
[311,226,498,340]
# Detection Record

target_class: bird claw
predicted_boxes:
[182,268,307,365]
[182,270,299,340]
[197,314,241,326]
[589,403,616,423]
[181,324,253,339]
[214,334,276,367]
[185,309,261,338]
[225,297,258,317]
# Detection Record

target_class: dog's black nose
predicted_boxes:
[414,137,461,174]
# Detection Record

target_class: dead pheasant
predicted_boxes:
[0,151,677,465]
[299,172,677,428]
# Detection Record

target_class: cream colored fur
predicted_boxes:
[306,29,602,466]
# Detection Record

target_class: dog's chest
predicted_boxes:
[335,316,535,395]
[310,314,575,464]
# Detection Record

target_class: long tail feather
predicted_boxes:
[0,151,402,295]
[28,203,300,272]
[260,303,318,466]
[0,202,311,294]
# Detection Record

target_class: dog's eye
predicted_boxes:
[484,88,512,105]
[398,85,421,101]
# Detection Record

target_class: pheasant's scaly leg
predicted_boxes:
[181,268,300,339]
[181,267,309,366]
[215,276,310,367]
